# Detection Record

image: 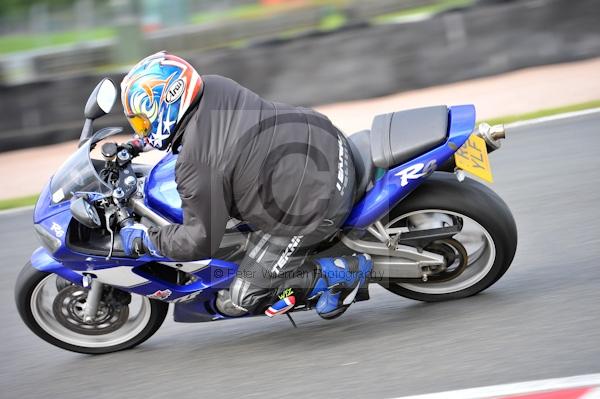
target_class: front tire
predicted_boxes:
[380,172,517,302]
[15,262,169,354]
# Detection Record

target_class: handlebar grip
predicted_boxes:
[126,139,146,156]
[119,218,134,228]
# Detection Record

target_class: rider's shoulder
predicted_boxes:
[201,74,244,91]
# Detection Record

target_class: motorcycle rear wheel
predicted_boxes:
[15,262,168,354]
[379,172,517,302]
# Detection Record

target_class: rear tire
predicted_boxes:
[15,262,169,354]
[380,172,517,302]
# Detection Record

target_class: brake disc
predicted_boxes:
[52,285,129,335]
[389,238,469,284]
[421,238,469,283]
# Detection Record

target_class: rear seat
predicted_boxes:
[370,105,448,169]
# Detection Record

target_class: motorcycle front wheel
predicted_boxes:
[380,172,518,302]
[15,262,168,354]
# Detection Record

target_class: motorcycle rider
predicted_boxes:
[119,51,371,320]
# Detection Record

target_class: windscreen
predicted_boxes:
[49,138,112,204]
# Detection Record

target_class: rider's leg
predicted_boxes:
[226,232,315,315]
[226,130,362,318]
[264,253,373,320]
[225,234,373,319]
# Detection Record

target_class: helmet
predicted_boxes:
[121,51,203,150]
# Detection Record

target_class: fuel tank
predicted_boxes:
[144,153,183,223]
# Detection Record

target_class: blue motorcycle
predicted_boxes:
[15,78,517,354]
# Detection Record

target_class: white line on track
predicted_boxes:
[392,373,600,399]
[581,388,600,399]
[579,388,600,399]
[506,107,600,129]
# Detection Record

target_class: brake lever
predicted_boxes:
[104,206,118,260]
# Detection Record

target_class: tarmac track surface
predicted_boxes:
[0,113,599,398]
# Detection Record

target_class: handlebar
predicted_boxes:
[124,138,146,157]
[100,138,147,162]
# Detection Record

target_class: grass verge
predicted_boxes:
[0,194,38,211]
[0,27,115,55]
[481,100,600,126]
[373,0,474,23]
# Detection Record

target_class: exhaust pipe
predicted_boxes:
[490,125,506,140]
[477,123,506,152]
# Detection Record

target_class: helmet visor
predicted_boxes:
[126,113,151,137]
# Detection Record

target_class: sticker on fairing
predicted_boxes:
[148,289,172,300]
[394,160,437,187]
[52,188,65,203]
[50,222,64,238]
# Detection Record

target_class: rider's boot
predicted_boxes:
[307,254,372,320]
[264,288,296,317]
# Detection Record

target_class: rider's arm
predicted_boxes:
[146,161,229,261]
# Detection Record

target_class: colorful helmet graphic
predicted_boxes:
[121,51,203,150]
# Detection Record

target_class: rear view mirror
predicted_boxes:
[70,196,102,229]
[84,78,118,120]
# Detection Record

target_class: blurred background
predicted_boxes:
[1,2,599,398]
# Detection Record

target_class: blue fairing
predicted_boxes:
[144,152,182,223]
[33,179,67,223]
[30,242,240,316]
[344,105,476,228]
[31,247,83,285]
[30,177,241,315]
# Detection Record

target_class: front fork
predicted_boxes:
[83,277,104,323]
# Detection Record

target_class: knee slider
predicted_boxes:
[229,277,273,314]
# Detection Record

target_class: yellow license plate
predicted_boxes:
[454,134,493,183]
